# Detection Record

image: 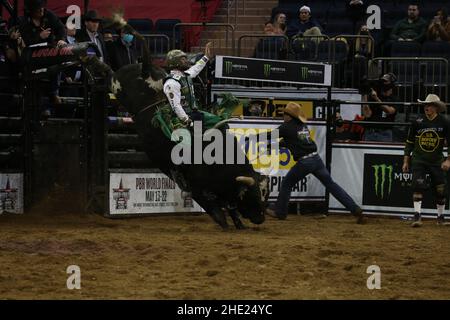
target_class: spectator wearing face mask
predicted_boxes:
[109,26,138,72]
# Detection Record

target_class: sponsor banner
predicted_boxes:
[109,172,204,215]
[228,119,326,201]
[211,86,361,120]
[329,144,448,216]
[363,154,442,209]
[0,173,24,214]
[215,55,332,86]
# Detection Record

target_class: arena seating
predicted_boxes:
[128,19,154,35]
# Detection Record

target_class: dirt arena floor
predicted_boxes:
[1,203,450,300]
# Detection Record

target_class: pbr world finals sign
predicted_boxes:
[215,55,332,87]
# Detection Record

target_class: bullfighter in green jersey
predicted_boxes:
[402,94,450,227]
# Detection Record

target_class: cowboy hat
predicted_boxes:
[84,10,102,22]
[282,102,307,123]
[417,94,447,112]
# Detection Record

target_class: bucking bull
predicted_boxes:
[25,15,270,229]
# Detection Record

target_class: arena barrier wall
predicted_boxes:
[228,118,327,202]
[329,142,448,218]
[0,173,24,214]
[107,169,204,217]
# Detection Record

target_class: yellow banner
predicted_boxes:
[233,99,314,118]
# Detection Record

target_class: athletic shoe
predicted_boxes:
[411,212,422,228]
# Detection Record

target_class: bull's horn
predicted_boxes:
[236,176,255,186]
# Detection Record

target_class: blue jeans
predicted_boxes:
[275,154,358,217]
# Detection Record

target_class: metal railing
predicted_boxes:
[372,57,449,104]
[333,99,450,143]
[143,34,171,56]
[173,22,235,56]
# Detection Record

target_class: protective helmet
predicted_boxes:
[166,49,188,69]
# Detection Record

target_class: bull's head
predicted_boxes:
[235,174,269,224]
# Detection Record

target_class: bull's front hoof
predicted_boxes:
[233,220,248,230]
[209,210,229,230]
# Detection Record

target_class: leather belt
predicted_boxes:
[299,151,318,160]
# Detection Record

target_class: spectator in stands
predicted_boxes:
[390,4,427,43]
[19,0,66,47]
[362,73,398,142]
[346,0,368,33]
[334,112,362,142]
[103,29,114,43]
[427,8,450,42]
[354,25,373,58]
[76,10,109,64]
[109,26,139,71]
[244,100,264,117]
[287,6,322,38]
[60,17,82,91]
[19,0,65,106]
[61,17,76,45]
[5,26,26,63]
[264,13,287,36]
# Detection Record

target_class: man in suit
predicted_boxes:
[76,10,109,64]
[109,26,139,71]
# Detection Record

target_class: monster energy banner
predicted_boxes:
[329,144,448,217]
[108,171,204,216]
[215,56,332,86]
[363,154,440,209]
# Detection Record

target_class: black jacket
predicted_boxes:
[109,38,138,71]
[75,28,109,64]
[19,9,65,46]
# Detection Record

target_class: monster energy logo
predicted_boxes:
[264,64,271,77]
[372,164,393,199]
[300,66,309,80]
[225,61,233,74]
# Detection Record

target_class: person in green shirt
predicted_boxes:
[390,4,427,42]
[403,94,450,227]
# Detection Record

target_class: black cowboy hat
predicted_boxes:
[25,0,45,12]
[84,10,102,22]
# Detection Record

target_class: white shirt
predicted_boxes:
[87,29,104,62]
[163,56,208,122]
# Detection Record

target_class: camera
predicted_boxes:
[359,76,381,95]
[359,73,397,95]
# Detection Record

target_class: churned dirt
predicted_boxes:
[1,204,450,300]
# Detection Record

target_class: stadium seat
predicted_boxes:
[388,61,421,87]
[128,19,153,34]
[254,37,287,60]
[391,41,421,57]
[421,60,448,88]
[332,40,349,63]
[155,19,182,48]
[147,36,171,55]
[421,41,450,59]
[291,37,317,61]
[316,40,332,62]
[324,20,354,38]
